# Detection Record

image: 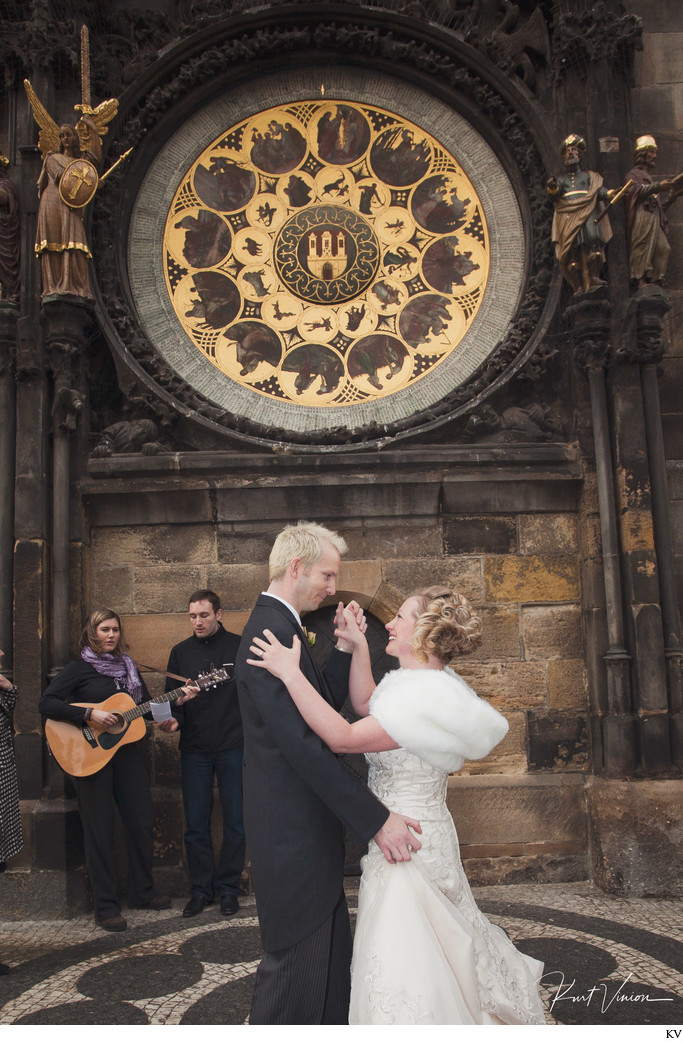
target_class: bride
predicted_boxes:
[247,586,546,1025]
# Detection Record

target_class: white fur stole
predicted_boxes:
[369,666,509,772]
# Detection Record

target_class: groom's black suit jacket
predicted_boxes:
[235,594,389,952]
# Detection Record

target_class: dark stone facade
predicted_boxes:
[0,0,681,914]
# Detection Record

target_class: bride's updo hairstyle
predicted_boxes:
[409,587,482,664]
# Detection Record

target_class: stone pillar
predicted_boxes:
[0,305,17,669]
[41,299,91,673]
[624,287,682,767]
[11,145,94,901]
[568,288,681,897]
[612,290,671,774]
[13,144,48,809]
[566,290,637,776]
[35,299,93,818]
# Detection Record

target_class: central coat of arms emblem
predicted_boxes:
[274,205,379,304]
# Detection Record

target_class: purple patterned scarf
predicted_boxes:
[81,646,144,704]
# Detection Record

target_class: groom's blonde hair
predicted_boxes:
[269,521,348,580]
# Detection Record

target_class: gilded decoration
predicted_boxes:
[163,102,489,406]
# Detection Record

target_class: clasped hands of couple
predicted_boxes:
[248,599,422,865]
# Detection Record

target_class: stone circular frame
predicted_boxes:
[129,68,525,436]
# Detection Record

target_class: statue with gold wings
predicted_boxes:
[24,27,125,298]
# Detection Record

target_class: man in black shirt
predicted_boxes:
[161,589,244,917]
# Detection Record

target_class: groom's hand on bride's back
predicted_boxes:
[374,811,422,864]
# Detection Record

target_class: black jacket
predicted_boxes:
[40,659,151,723]
[165,624,242,753]
[235,594,389,951]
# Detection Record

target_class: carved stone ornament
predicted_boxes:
[563,291,611,372]
[52,386,84,432]
[77,2,640,103]
[0,306,18,380]
[616,285,672,366]
[0,158,20,304]
[551,3,642,85]
[463,402,564,444]
[94,18,555,448]
[3,2,641,108]
[514,338,559,388]
[91,418,167,457]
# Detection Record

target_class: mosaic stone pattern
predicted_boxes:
[1,883,681,1025]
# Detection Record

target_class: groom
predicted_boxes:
[235,521,420,1024]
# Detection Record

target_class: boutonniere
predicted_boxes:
[301,627,316,647]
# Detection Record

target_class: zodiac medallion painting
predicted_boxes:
[163,101,490,407]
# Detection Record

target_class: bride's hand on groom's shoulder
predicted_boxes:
[247,629,301,682]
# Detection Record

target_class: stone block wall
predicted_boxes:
[587,778,683,896]
[78,453,590,890]
[442,511,588,777]
[92,511,589,784]
[449,775,588,885]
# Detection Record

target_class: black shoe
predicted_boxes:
[220,894,239,916]
[183,895,212,917]
[0,962,10,975]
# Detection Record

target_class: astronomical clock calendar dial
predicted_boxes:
[130,70,524,438]
[163,101,489,408]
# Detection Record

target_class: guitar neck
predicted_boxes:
[123,684,191,723]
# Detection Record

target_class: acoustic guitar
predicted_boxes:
[44,668,229,777]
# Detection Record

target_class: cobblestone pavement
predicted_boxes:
[0,880,680,1029]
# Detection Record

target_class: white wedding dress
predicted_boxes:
[348,669,546,1026]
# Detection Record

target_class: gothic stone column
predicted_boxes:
[566,290,637,776]
[13,144,48,808]
[611,290,671,774]
[620,286,682,767]
[41,298,91,673]
[0,304,17,667]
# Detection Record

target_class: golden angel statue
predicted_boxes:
[24,66,118,299]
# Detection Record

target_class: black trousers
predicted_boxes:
[250,889,352,1025]
[72,743,156,920]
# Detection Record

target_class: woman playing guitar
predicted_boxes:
[39,608,198,932]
